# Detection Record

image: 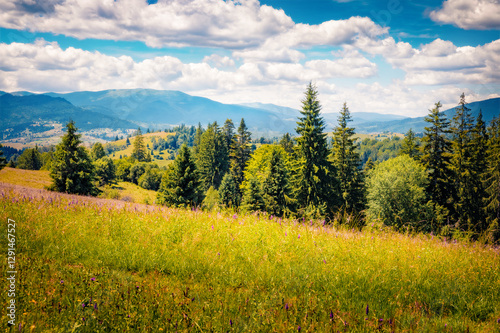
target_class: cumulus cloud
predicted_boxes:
[430,0,500,30]
[0,0,294,49]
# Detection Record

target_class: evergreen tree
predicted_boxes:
[470,111,488,231]
[222,119,236,153]
[400,128,421,160]
[196,122,229,191]
[219,172,238,208]
[91,142,106,160]
[49,121,97,195]
[126,137,131,146]
[262,148,291,216]
[293,82,337,213]
[132,132,147,162]
[421,101,452,211]
[192,123,204,156]
[363,157,375,172]
[16,147,42,170]
[483,116,500,241]
[230,118,252,196]
[450,93,476,230]
[157,144,202,207]
[331,102,364,212]
[0,144,7,170]
[279,133,294,154]
[240,176,265,213]
[93,157,116,186]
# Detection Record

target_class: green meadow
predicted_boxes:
[1,183,499,332]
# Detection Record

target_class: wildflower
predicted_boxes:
[233,214,237,219]
[230,319,233,327]
[285,303,289,311]
[91,277,96,282]
[60,280,64,284]
[298,234,300,239]
[329,310,333,319]
[323,259,326,264]
[94,303,98,310]
[82,303,86,309]
[298,325,301,331]
[366,304,369,315]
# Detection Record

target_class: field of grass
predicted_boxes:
[0,167,51,189]
[107,132,174,168]
[1,182,499,332]
[99,181,158,204]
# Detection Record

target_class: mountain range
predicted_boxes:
[1,89,498,141]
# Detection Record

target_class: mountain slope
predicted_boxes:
[355,97,500,133]
[0,93,137,132]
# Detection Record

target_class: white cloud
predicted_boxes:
[430,0,500,30]
[0,0,294,49]
[306,50,377,78]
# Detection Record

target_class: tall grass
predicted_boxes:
[1,184,499,332]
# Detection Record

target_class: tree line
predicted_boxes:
[0,84,498,242]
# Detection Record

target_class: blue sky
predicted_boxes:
[0,0,499,117]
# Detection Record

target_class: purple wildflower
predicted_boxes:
[366,304,369,315]
[94,303,98,310]
[298,234,300,239]
[285,303,289,311]
[230,319,233,327]
[60,280,64,284]
[298,325,301,332]
[329,310,333,319]
[91,277,96,282]
[82,303,86,309]
[323,259,326,264]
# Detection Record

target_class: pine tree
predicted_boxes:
[16,147,42,170]
[240,176,265,213]
[230,118,252,196]
[450,93,476,230]
[192,123,204,156]
[331,102,364,212]
[222,119,236,153]
[293,82,337,213]
[126,137,131,146]
[363,157,375,172]
[483,116,500,240]
[219,172,238,208]
[0,144,7,170]
[470,111,488,232]
[400,128,421,160]
[279,133,294,154]
[157,144,201,207]
[132,133,147,162]
[91,142,106,160]
[262,148,291,216]
[196,122,230,191]
[421,101,452,211]
[49,121,97,195]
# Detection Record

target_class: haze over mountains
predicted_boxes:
[1,89,499,141]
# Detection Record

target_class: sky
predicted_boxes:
[0,0,499,117]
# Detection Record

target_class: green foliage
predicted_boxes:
[366,155,428,229]
[0,144,6,170]
[114,158,133,182]
[93,157,116,186]
[230,118,252,195]
[359,136,402,165]
[132,132,149,162]
[196,122,229,191]
[218,172,238,208]
[400,128,421,160]
[157,144,202,207]
[16,146,42,170]
[484,115,500,241]
[129,162,149,184]
[421,101,452,211]
[262,147,292,216]
[91,142,106,160]
[293,82,337,212]
[279,133,294,154]
[48,121,97,195]
[240,176,265,213]
[138,167,162,191]
[330,102,364,212]
[202,186,220,211]
[449,93,479,230]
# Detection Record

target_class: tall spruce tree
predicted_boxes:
[331,102,364,212]
[240,176,265,213]
[218,172,238,208]
[421,101,452,211]
[450,93,477,230]
[222,119,236,153]
[132,132,148,162]
[157,144,201,207]
[470,111,489,231]
[262,148,291,216]
[483,116,500,240]
[91,142,106,160]
[0,144,7,170]
[192,123,204,156]
[230,118,252,196]
[293,82,337,213]
[196,122,230,191]
[400,128,421,160]
[49,121,97,195]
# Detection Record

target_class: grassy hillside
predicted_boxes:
[0,167,51,189]
[106,131,174,168]
[1,183,499,332]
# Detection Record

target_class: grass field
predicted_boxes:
[0,167,51,189]
[107,132,174,168]
[1,181,499,332]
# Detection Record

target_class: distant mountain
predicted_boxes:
[356,97,500,134]
[0,92,137,133]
